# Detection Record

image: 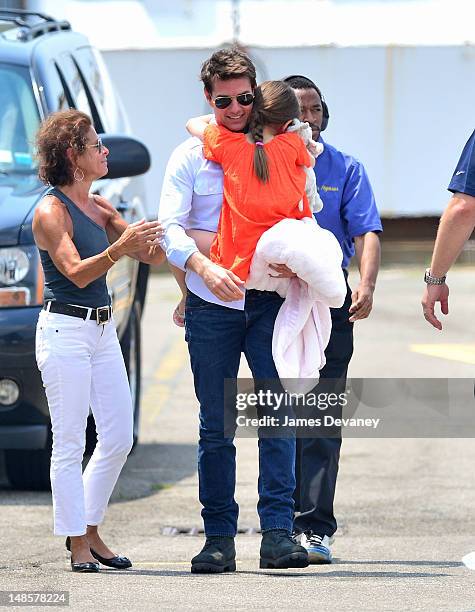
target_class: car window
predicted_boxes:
[39,58,72,113]
[74,47,108,131]
[76,47,128,134]
[56,53,102,132]
[54,63,75,109]
[0,63,40,174]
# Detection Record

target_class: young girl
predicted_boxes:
[171,80,315,326]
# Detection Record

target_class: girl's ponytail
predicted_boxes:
[248,81,300,184]
[250,109,269,183]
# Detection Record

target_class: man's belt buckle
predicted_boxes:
[96,306,110,325]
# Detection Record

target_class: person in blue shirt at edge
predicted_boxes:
[283,75,383,564]
[422,130,475,329]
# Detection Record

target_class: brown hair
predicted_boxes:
[200,46,257,95]
[36,110,92,186]
[249,81,300,183]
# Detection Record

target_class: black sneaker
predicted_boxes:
[191,536,236,573]
[260,529,309,569]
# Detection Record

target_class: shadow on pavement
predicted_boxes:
[0,441,197,504]
[113,441,197,502]
[252,570,449,578]
[336,559,462,568]
[98,569,193,577]
[92,568,450,579]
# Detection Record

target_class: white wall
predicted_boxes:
[103,45,475,218]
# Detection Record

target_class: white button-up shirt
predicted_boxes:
[159,137,245,309]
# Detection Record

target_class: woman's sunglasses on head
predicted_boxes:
[213,93,254,109]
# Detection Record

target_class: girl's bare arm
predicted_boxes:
[186,114,214,140]
[186,229,216,259]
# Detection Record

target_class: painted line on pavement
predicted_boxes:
[410,343,475,365]
[141,336,189,427]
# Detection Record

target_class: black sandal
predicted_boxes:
[65,537,100,573]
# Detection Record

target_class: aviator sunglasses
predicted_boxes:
[212,92,255,109]
[86,137,103,154]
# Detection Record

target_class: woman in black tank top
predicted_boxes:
[33,110,164,573]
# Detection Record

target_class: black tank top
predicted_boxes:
[38,187,111,308]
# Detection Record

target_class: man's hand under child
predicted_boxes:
[268,263,297,278]
[187,252,245,301]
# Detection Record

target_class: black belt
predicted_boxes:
[44,301,112,324]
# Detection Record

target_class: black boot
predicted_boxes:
[191,536,236,573]
[260,529,309,569]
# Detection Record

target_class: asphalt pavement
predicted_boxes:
[1,268,475,611]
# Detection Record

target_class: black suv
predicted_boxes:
[0,9,151,490]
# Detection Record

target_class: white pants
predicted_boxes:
[36,309,133,536]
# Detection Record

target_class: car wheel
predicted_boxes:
[5,430,52,491]
[121,300,142,449]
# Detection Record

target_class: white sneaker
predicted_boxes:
[301,532,333,564]
[462,552,475,569]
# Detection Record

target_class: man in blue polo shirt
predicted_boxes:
[284,75,382,563]
[422,130,475,329]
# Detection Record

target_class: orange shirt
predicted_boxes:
[203,124,313,281]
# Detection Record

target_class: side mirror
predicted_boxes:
[99,134,151,180]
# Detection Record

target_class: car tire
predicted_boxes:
[120,299,142,450]
[5,430,52,491]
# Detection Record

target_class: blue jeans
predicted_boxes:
[185,289,295,537]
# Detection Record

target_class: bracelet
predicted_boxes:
[424,268,446,285]
[106,247,117,264]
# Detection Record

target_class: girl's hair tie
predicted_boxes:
[255,141,264,147]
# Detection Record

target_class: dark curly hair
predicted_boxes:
[36,110,92,186]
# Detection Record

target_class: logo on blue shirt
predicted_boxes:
[319,185,340,193]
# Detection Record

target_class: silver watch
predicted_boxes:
[424,268,447,285]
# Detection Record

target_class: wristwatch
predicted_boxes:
[424,268,447,285]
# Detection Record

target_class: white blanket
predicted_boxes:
[246,217,346,393]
